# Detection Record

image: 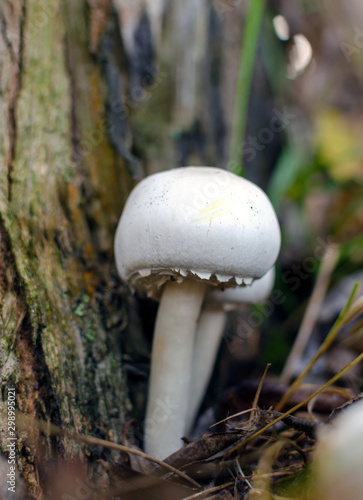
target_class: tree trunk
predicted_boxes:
[0,1,143,498]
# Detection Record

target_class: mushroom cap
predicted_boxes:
[115,167,281,299]
[205,267,275,311]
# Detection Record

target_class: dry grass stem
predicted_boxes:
[276,282,361,410]
[280,245,340,385]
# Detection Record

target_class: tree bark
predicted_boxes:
[0,1,142,497]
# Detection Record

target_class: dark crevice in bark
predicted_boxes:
[0,7,15,59]
[100,12,143,180]
[2,1,25,202]
[129,10,155,94]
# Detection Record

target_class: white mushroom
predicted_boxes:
[186,268,276,434]
[114,166,280,459]
[314,399,363,500]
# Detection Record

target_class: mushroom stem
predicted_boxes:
[144,279,206,459]
[185,304,226,434]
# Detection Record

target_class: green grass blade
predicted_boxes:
[228,0,266,176]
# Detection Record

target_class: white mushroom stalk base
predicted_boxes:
[186,305,226,434]
[144,279,206,460]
